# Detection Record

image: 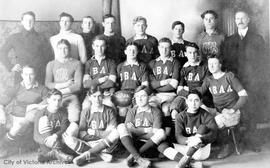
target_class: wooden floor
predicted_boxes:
[0,140,270,168]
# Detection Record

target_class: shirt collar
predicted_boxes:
[137,106,151,114]
[172,38,184,44]
[156,56,173,62]
[183,61,201,67]
[238,27,248,37]
[60,30,72,34]
[21,27,36,36]
[91,55,106,61]
[91,105,104,113]
[202,29,219,36]
[21,81,39,89]
[124,60,139,66]
[133,34,148,40]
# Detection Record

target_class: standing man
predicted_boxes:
[171,21,192,67]
[100,14,126,65]
[50,12,87,64]
[80,16,96,60]
[126,16,159,64]
[223,10,265,152]
[197,10,225,63]
[0,11,53,84]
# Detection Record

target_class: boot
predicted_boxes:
[135,156,151,168]
[38,149,73,163]
[217,144,232,159]
[0,134,17,158]
[53,149,74,163]
[125,154,135,167]
[99,152,113,163]
[73,151,91,166]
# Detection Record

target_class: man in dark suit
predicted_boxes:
[223,10,265,153]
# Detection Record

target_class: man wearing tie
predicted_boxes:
[223,10,265,152]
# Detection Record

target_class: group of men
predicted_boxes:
[0,8,265,168]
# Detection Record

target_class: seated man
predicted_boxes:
[199,54,248,159]
[170,43,211,120]
[0,65,48,158]
[50,12,87,64]
[174,90,217,168]
[82,35,117,109]
[116,43,149,122]
[63,86,119,166]
[149,37,180,135]
[34,89,73,163]
[45,39,82,132]
[118,86,189,168]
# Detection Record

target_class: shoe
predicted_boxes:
[0,147,9,158]
[99,152,113,163]
[125,154,135,167]
[135,156,151,168]
[190,160,203,168]
[38,151,56,163]
[53,149,74,163]
[38,149,73,163]
[73,151,91,166]
[177,155,192,168]
[217,144,231,159]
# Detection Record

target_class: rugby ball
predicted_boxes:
[111,90,133,107]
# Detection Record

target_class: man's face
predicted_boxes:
[92,39,106,56]
[186,93,201,113]
[203,13,216,30]
[89,91,103,106]
[135,90,148,107]
[57,43,69,60]
[125,45,138,60]
[208,58,221,74]
[60,16,72,31]
[21,67,36,86]
[185,46,198,63]
[21,14,35,31]
[82,18,94,33]
[133,21,147,36]
[172,24,184,38]
[158,42,171,58]
[235,11,250,30]
[102,17,115,33]
[47,95,62,112]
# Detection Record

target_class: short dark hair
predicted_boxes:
[103,14,115,22]
[133,16,147,25]
[185,42,199,51]
[47,89,62,98]
[135,85,151,95]
[92,35,107,45]
[125,42,139,50]
[207,54,223,65]
[158,37,172,46]
[87,85,103,96]
[188,89,202,100]
[59,12,74,22]
[201,10,218,19]
[21,11,36,21]
[82,15,94,21]
[22,65,35,73]
[171,21,185,32]
[57,39,71,50]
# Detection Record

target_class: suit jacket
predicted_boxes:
[223,29,265,85]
